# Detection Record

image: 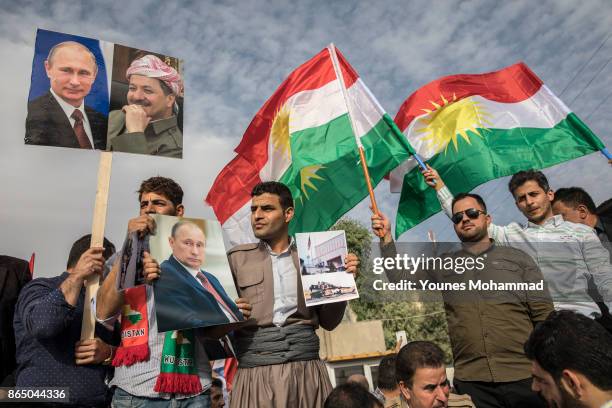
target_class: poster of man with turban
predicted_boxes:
[106,44,184,158]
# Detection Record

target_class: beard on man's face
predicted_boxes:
[537,383,586,408]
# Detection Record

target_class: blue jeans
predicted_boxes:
[111,387,211,408]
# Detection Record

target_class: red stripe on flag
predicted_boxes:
[206,47,359,224]
[234,47,358,168]
[394,62,543,131]
[206,154,262,224]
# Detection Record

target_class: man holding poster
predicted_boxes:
[227,181,359,408]
[96,177,217,407]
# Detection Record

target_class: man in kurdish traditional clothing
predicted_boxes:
[97,177,248,407]
[107,55,183,158]
[227,181,359,408]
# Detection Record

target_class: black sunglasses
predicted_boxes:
[451,208,486,225]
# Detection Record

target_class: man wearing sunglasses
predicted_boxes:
[372,192,552,408]
[421,165,612,322]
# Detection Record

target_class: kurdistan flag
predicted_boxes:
[206,45,413,246]
[390,62,606,238]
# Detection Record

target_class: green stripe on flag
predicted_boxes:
[396,113,604,238]
[280,114,411,234]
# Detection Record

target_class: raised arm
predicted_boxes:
[18,248,104,339]
[422,165,511,244]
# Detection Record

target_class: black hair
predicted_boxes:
[553,187,597,214]
[524,310,612,390]
[451,192,487,213]
[211,378,223,388]
[396,341,445,388]
[508,169,550,196]
[66,234,115,269]
[138,176,184,207]
[377,355,398,391]
[324,383,383,408]
[251,181,294,210]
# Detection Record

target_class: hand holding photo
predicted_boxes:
[296,230,359,306]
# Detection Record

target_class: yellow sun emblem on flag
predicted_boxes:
[298,164,326,204]
[415,94,492,154]
[270,105,291,160]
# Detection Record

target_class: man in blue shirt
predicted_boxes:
[14,234,116,407]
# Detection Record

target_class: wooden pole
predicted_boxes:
[80,151,112,340]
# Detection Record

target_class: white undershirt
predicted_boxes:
[264,239,298,327]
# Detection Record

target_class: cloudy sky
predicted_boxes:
[1,0,611,277]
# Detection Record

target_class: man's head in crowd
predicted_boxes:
[210,378,225,408]
[524,310,612,408]
[552,187,598,228]
[451,193,491,243]
[324,383,383,408]
[169,221,206,270]
[250,181,294,242]
[45,41,98,108]
[347,374,370,391]
[509,170,554,225]
[66,234,115,270]
[126,54,182,121]
[138,176,184,216]
[396,341,449,408]
[377,354,401,400]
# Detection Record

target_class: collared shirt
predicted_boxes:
[97,254,211,399]
[49,88,94,147]
[263,238,298,327]
[14,273,113,406]
[442,244,552,382]
[600,400,612,408]
[438,186,612,317]
[383,242,553,382]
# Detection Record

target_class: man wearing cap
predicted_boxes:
[107,54,183,158]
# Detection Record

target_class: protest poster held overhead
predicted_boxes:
[24,28,186,340]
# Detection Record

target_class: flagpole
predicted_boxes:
[328,43,380,214]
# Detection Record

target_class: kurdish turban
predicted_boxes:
[126,55,183,96]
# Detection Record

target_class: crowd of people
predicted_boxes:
[0,164,610,408]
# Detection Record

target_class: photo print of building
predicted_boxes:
[296,230,359,306]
